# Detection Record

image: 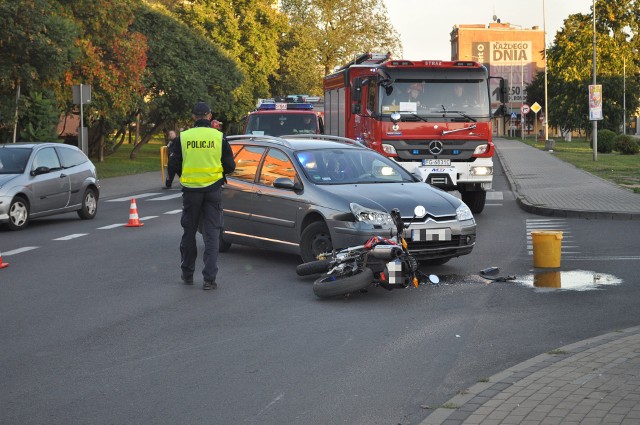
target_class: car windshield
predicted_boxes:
[295,148,417,185]
[0,147,32,174]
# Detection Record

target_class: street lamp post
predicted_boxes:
[592,0,598,161]
[543,0,549,142]
[624,55,626,134]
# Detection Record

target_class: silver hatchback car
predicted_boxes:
[0,142,100,230]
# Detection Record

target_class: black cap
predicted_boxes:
[192,101,211,115]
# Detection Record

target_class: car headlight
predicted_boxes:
[456,203,474,221]
[350,203,394,226]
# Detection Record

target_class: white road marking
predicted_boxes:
[98,224,126,229]
[2,247,39,256]
[53,234,88,241]
[148,193,182,201]
[139,216,158,221]
[164,209,182,215]
[486,191,504,200]
[106,193,163,202]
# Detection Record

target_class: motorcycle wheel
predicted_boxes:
[296,259,331,276]
[313,267,374,298]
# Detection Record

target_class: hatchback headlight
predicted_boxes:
[350,203,394,226]
[456,203,474,222]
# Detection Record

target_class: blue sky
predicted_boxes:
[384,0,594,60]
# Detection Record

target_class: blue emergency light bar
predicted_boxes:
[257,102,314,111]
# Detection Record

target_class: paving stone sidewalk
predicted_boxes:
[493,139,640,220]
[420,326,640,425]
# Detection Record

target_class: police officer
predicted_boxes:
[168,101,236,290]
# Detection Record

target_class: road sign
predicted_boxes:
[531,102,541,113]
[510,112,517,120]
[521,104,530,115]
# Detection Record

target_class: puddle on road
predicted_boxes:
[515,270,622,292]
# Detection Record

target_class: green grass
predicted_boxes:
[507,136,640,193]
[94,140,165,179]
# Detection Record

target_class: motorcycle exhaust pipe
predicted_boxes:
[370,245,403,260]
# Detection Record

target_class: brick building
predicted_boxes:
[450,21,546,136]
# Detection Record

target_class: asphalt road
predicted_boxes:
[1,158,639,425]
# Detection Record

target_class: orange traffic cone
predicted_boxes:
[125,198,144,227]
[0,251,9,269]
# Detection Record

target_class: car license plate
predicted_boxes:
[411,228,452,241]
[422,159,451,166]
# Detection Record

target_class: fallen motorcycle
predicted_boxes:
[296,206,439,298]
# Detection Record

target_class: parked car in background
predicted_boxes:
[220,134,476,264]
[0,142,100,230]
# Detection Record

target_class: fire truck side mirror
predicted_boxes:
[499,78,508,103]
[352,78,363,102]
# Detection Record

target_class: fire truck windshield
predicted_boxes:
[380,80,490,118]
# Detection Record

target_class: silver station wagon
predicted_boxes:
[0,142,100,230]
[220,135,476,264]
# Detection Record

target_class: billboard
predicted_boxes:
[473,41,535,106]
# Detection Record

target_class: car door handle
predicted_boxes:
[60,173,68,178]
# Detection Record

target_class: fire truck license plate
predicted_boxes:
[422,159,450,166]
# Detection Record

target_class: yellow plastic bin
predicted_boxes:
[531,230,563,268]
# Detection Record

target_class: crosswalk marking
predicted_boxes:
[525,218,578,256]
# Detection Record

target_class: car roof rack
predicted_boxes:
[226,134,293,148]
[279,134,367,148]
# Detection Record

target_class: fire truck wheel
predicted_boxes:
[461,190,486,214]
[300,221,333,263]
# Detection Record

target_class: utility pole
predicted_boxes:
[592,0,598,161]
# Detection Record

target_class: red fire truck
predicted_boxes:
[323,53,497,213]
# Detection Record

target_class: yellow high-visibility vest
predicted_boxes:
[180,127,224,188]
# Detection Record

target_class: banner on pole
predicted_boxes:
[589,85,603,121]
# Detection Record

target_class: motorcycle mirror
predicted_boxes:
[414,205,426,217]
[428,274,440,285]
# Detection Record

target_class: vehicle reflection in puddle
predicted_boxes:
[516,270,622,292]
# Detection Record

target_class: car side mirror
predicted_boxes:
[273,177,300,191]
[31,166,50,176]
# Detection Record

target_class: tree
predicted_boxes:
[280,0,401,76]
[173,0,287,121]
[130,4,243,156]
[0,0,79,142]
[538,2,640,137]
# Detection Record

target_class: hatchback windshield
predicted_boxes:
[295,148,416,185]
[0,148,32,174]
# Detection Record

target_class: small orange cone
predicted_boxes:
[125,198,144,227]
[0,251,9,269]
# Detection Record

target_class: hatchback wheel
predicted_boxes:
[77,187,98,219]
[300,221,333,263]
[8,196,29,231]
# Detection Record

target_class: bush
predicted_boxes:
[592,129,617,153]
[615,134,640,155]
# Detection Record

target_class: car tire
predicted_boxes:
[300,221,333,263]
[8,196,29,231]
[461,190,486,214]
[77,187,98,220]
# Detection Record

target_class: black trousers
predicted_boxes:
[180,189,222,282]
